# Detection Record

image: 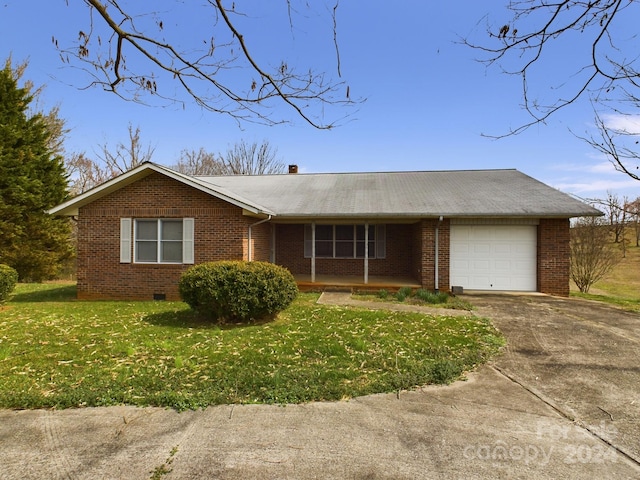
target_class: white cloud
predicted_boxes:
[553,178,640,197]
[550,160,619,175]
[602,113,640,135]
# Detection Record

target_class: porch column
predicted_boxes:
[311,222,316,283]
[364,223,369,284]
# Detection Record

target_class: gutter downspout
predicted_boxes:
[364,223,369,284]
[248,215,272,261]
[435,216,443,293]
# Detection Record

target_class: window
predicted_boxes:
[304,224,385,259]
[120,218,194,264]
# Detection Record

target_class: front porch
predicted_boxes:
[294,274,421,292]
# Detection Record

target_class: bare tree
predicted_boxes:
[466,1,640,136]
[578,111,640,182]
[96,123,155,176]
[64,124,154,194]
[173,148,226,176]
[53,1,357,129]
[626,197,640,247]
[65,152,110,195]
[174,140,285,176]
[222,140,284,175]
[570,216,620,293]
[589,192,626,244]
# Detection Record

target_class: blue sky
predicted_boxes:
[2,1,639,202]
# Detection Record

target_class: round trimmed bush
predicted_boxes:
[0,264,18,304]
[179,261,299,322]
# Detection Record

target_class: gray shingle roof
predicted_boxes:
[194,169,601,218]
[48,164,601,218]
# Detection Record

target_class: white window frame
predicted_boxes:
[120,218,194,264]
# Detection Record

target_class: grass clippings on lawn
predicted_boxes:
[0,283,504,410]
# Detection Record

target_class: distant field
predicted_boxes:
[571,235,640,310]
[580,243,640,297]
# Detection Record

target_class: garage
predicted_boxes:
[450,223,537,291]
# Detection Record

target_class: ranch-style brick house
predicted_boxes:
[49,162,601,300]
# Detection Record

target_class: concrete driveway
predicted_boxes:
[1,294,639,479]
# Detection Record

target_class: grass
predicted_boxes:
[570,243,640,312]
[355,288,474,311]
[0,283,504,410]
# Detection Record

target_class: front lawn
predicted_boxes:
[0,283,504,410]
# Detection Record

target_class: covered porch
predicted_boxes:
[274,222,424,290]
[294,274,421,292]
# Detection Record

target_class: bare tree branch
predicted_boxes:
[222,139,285,175]
[174,140,285,176]
[570,216,621,293]
[54,1,359,129]
[173,148,226,176]
[96,123,155,176]
[576,110,640,181]
[464,0,640,137]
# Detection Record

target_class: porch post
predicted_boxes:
[311,222,316,283]
[364,223,369,284]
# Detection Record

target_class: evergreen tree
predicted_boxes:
[0,60,72,281]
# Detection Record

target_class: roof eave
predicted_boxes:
[49,162,272,216]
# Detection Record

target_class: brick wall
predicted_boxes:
[76,171,572,299]
[249,222,272,262]
[537,218,571,296]
[412,219,450,291]
[76,172,267,300]
[274,223,415,278]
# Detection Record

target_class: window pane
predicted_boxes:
[162,220,183,241]
[356,241,377,258]
[356,225,375,241]
[335,242,353,257]
[161,241,182,262]
[136,241,157,262]
[316,241,333,257]
[335,225,353,241]
[315,225,333,241]
[137,220,157,240]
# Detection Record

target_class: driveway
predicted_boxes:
[1,294,639,479]
[469,294,640,466]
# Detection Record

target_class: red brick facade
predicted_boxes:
[77,173,260,300]
[75,172,573,299]
[411,219,450,291]
[274,224,414,278]
[537,218,571,296]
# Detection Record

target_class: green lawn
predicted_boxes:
[0,283,504,410]
[571,243,640,312]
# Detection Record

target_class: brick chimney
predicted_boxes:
[288,164,298,174]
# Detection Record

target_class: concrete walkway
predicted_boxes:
[1,293,639,479]
[317,291,472,316]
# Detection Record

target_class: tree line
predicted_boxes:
[0,59,285,282]
[570,192,640,294]
[66,124,285,195]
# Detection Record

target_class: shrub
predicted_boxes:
[377,289,389,300]
[414,289,449,304]
[0,264,18,304]
[395,286,413,302]
[179,261,298,322]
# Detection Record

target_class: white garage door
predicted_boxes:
[450,225,537,291]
